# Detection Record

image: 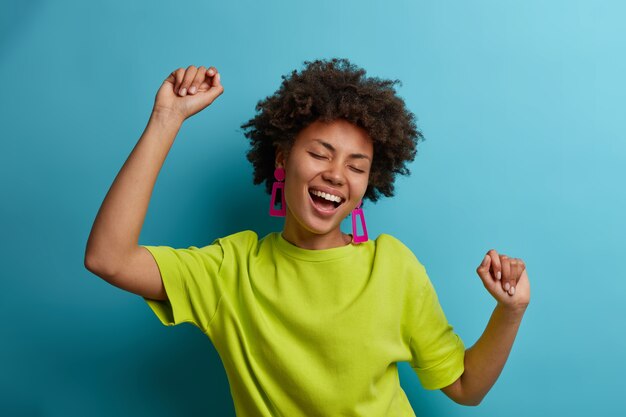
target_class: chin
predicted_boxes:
[296,213,342,235]
[285,207,345,239]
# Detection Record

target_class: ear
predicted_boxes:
[275,147,287,168]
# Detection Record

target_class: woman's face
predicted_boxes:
[279,119,373,246]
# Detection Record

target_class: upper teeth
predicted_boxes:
[311,190,342,203]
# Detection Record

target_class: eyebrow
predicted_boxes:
[312,139,372,161]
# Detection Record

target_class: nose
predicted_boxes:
[321,162,345,186]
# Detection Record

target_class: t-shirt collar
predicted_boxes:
[273,232,363,262]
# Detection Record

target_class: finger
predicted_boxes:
[500,255,514,295]
[188,66,207,95]
[204,67,224,100]
[208,66,223,89]
[165,68,182,91]
[169,68,186,95]
[196,66,217,92]
[476,253,494,289]
[488,249,502,281]
[179,65,199,96]
[509,258,524,294]
[198,81,211,91]
[171,68,185,93]
[506,257,518,296]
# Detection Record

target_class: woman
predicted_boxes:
[85,58,530,416]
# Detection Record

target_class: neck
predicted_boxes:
[282,214,351,250]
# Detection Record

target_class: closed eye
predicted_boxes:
[309,152,327,160]
[308,151,366,173]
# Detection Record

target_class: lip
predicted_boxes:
[307,189,343,217]
[308,186,346,203]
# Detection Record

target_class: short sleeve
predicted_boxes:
[140,241,224,332]
[407,262,465,390]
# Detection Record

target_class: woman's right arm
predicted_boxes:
[84,65,224,300]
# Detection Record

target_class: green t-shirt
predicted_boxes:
[141,231,464,417]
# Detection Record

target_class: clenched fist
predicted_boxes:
[153,65,224,122]
[476,249,530,311]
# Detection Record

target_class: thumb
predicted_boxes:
[203,70,224,103]
[476,254,493,287]
[211,71,222,88]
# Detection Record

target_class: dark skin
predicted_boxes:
[164,65,531,406]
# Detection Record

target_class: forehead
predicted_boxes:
[294,119,373,156]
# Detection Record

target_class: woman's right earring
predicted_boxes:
[269,167,286,217]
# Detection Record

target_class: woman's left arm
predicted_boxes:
[441,250,531,406]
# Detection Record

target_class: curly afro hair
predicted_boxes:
[240,58,423,202]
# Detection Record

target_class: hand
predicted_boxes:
[476,249,530,311]
[152,65,224,122]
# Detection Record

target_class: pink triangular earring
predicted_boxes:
[269,167,286,217]
[351,200,368,243]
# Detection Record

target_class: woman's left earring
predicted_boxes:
[269,167,286,217]
[351,200,368,243]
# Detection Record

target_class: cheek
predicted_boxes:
[354,175,370,196]
[283,170,307,207]
[285,160,317,187]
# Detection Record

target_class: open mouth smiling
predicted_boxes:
[308,188,345,211]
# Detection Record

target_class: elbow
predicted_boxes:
[84,253,97,273]
[84,240,122,278]
[458,396,483,407]
[452,392,485,407]
[447,395,482,407]
[85,256,104,279]
[84,251,103,274]
[84,240,101,274]
[84,253,96,272]
[84,253,116,279]
[442,379,485,406]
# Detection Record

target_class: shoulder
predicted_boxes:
[215,230,259,244]
[374,234,422,263]
[211,230,260,254]
[373,234,430,286]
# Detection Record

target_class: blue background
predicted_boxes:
[1,0,625,416]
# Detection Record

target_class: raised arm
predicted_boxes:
[441,250,530,405]
[84,65,224,300]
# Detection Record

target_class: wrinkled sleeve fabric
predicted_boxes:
[407,259,466,390]
[139,241,224,332]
